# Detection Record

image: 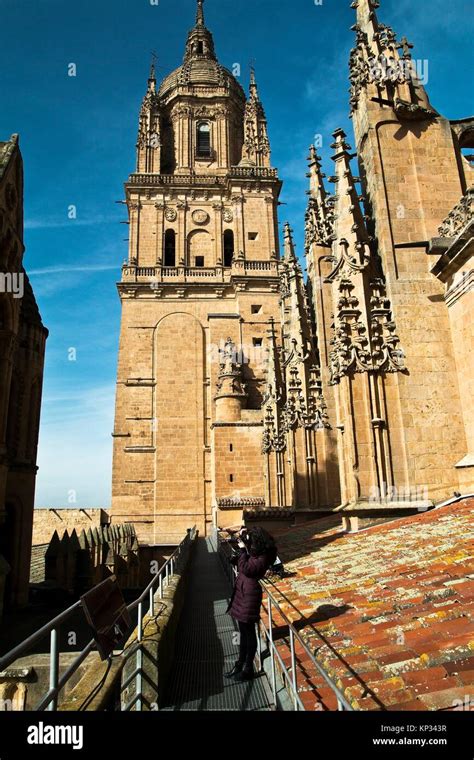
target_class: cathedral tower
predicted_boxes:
[111,0,283,541]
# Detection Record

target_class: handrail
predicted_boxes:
[122,525,198,712]
[215,530,353,712]
[0,526,197,711]
[0,600,82,672]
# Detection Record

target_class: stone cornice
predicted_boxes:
[211,421,263,428]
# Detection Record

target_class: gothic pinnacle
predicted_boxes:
[308,144,320,167]
[264,318,284,406]
[283,223,297,262]
[331,128,371,257]
[307,145,327,202]
[196,0,205,26]
[351,0,380,24]
[330,127,352,156]
[249,65,260,101]
[148,56,157,92]
[350,0,380,49]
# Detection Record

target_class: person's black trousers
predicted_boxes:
[237,620,258,670]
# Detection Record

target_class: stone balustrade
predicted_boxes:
[127,166,278,187]
[121,260,279,284]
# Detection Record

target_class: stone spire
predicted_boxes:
[281,223,306,354]
[147,57,157,93]
[282,221,298,264]
[352,0,380,41]
[327,128,405,381]
[349,0,434,116]
[240,66,271,168]
[330,128,371,269]
[281,223,307,360]
[184,0,217,62]
[305,145,334,251]
[136,58,161,173]
[249,66,259,100]
[262,319,286,454]
[280,225,327,431]
[307,145,326,201]
[196,0,205,26]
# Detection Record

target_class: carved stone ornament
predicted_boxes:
[192,209,210,225]
[223,210,233,223]
[438,187,474,238]
[165,208,177,222]
[393,98,436,122]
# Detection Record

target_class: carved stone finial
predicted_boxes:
[308,144,321,167]
[397,36,414,58]
[331,128,352,154]
[196,0,205,26]
[149,52,158,82]
[283,222,297,263]
[248,63,261,103]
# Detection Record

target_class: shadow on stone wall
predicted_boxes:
[38,524,140,597]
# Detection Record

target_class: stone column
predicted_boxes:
[213,202,223,267]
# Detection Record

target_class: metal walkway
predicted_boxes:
[161,535,273,711]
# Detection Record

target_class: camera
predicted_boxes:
[222,527,250,558]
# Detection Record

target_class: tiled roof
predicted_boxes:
[265,499,474,710]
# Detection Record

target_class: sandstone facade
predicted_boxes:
[111,0,473,542]
[31,508,110,547]
[310,0,473,509]
[111,2,283,541]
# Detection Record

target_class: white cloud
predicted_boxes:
[25,215,119,230]
[28,263,119,276]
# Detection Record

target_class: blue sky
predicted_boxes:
[0,0,472,508]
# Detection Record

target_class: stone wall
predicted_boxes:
[31,508,109,547]
[0,135,48,622]
[430,191,474,493]
[42,523,139,595]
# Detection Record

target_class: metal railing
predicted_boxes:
[121,526,197,712]
[0,527,197,711]
[216,530,353,712]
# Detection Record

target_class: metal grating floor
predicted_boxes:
[161,535,273,711]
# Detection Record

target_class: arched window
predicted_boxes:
[197,41,204,55]
[223,230,234,267]
[188,229,210,267]
[164,229,176,267]
[196,122,211,158]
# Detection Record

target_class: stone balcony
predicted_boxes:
[127,165,279,188]
[429,186,474,282]
[438,186,474,239]
[121,259,280,284]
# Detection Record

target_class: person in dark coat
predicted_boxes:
[225,526,277,681]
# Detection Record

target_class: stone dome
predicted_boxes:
[158,0,245,102]
[159,60,245,100]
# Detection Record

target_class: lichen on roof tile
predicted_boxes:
[269,498,474,710]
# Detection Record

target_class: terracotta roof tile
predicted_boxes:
[265,497,474,710]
